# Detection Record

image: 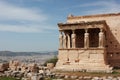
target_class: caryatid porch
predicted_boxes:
[55,20,112,72]
[59,27,105,49]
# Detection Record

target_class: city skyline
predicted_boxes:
[0,0,119,52]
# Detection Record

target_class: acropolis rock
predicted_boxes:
[55,13,120,72]
[28,63,38,73]
[9,60,20,71]
[0,63,9,72]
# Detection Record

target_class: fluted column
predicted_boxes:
[99,28,105,48]
[59,31,63,49]
[71,30,76,48]
[67,33,71,48]
[84,29,89,48]
[63,32,67,48]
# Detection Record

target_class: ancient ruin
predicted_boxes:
[55,13,120,72]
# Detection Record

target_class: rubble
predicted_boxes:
[0,60,120,80]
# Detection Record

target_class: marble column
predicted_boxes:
[71,30,76,48]
[84,29,89,48]
[67,33,71,48]
[63,32,67,48]
[59,31,63,49]
[99,28,104,48]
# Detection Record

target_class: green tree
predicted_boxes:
[44,56,58,66]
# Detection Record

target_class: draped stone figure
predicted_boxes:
[99,29,104,48]
[63,33,67,48]
[59,32,63,49]
[72,30,76,48]
[84,29,89,48]
[67,33,71,48]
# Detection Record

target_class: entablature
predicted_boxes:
[58,20,107,31]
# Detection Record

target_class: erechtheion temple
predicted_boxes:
[55,13,120,72]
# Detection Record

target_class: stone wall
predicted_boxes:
[56,48,112,72]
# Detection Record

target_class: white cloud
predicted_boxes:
[0,23,57,33]
[0,1,56,33]
[0,1,47,22]
[64,0,120,15]
[0,24,41,33]
[80,1,120,14]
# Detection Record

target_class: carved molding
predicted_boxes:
[58,20,107,31]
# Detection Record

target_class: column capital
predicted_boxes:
[100,28,103,32]
[63,31,67,35]
[59,30,63,34]
[72,29,75,31]
[59,30,62,31]
[72,29,75,34]
[85,28,88,33]
[66,32,70,35]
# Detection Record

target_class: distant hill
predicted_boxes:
[0,51,58,56]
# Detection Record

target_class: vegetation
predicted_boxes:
[44,56,58,66]
[0,77,20,80]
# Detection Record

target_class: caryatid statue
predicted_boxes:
[59,31,63,49]
[72,30,76,48]
[84,29,89,48]
[66,33,71,48]
[99,28,104,48]
[63,33,67,48]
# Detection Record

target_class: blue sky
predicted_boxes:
[0,0,119,52]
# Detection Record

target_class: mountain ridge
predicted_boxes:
[0,51,58,56]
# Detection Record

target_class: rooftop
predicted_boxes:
[67,13,120,19]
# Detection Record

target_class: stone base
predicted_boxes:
[55,63,112,73]
[55,48,113,73]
